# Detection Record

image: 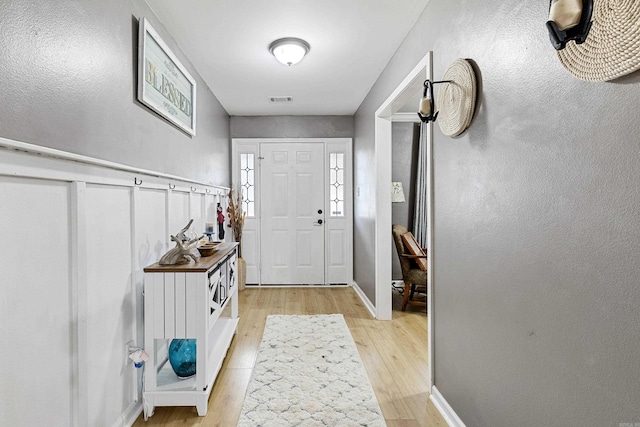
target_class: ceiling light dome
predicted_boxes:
[269,37,310,66]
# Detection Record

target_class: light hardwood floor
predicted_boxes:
[132,287,445,427]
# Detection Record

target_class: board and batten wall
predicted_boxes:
[0,1,230,426]
[0,142,228,426]
[354,0,640,425]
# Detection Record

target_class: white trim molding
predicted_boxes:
[373,52,432,322]
[351,281,377,319]
[390,112,421,122]
[426,66,436,394]
[430,386,467,427]
[0,137,219,188]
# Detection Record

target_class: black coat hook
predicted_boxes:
[134,177,142,186]
[417,80,452,123]
[546,0,593,50]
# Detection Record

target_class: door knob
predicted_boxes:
[317,219,323,225]
[317,209,323,214]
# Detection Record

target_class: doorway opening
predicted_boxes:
[373,52,434,390]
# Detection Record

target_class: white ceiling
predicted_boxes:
[146,0,430,116]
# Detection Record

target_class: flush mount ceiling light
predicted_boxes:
[269,37,310,66]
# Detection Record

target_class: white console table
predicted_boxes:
[142,243,239,419]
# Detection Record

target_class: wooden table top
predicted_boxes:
[143,242,238,273]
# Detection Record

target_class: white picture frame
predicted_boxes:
[138,17,197,136]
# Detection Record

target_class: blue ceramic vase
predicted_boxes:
[168,339,196,378]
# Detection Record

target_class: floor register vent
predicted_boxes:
[268,96,293,103]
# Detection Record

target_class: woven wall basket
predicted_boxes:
[437,59,477,137]
[558,0,640,81]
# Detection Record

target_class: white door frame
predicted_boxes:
[231,137,353,286]
[373,52,434,390]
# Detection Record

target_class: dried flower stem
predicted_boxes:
[227,188,246,256]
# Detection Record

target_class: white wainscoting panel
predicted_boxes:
[85,184,134,426]
[189,192,204,236]
[203,193,217,237]
[136,189,169,272]
[133,187,169,411]
[0,177,73,426]
[169,191,190,239]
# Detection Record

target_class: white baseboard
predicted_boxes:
[430,385,466,427]
[351,281,377,318]
[120,401,142,427]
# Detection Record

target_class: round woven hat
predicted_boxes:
[437,59,477,137]
[558,0,640,81]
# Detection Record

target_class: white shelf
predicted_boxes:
[154,317,239,392]
[205,317,239,390]
[155,361,197,391]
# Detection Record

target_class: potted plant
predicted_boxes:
[227,188,246,290]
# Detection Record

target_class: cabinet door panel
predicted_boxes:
[207,268,222,330]
[228,252,238,290]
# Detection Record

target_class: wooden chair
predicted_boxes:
[392,224,427,311]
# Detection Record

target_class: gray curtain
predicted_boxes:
[412,122,428,248]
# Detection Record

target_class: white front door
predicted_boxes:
[232,138,352,286]
[260,143,325,284]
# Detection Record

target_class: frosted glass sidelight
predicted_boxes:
[329,153,345,217]
[240,153,255,217]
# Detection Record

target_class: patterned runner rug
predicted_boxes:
[238,314,386,426]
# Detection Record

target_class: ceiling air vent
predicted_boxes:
[268,96,293,104]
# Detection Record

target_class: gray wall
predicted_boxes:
[354,1,640,426]
[0,0,230,185]
[230,115,353,139]
[392,122,419,280]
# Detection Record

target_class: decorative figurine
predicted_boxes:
[159,219,203,265]
[217,203,225,240]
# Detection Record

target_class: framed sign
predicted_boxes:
[138,17,196,136]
